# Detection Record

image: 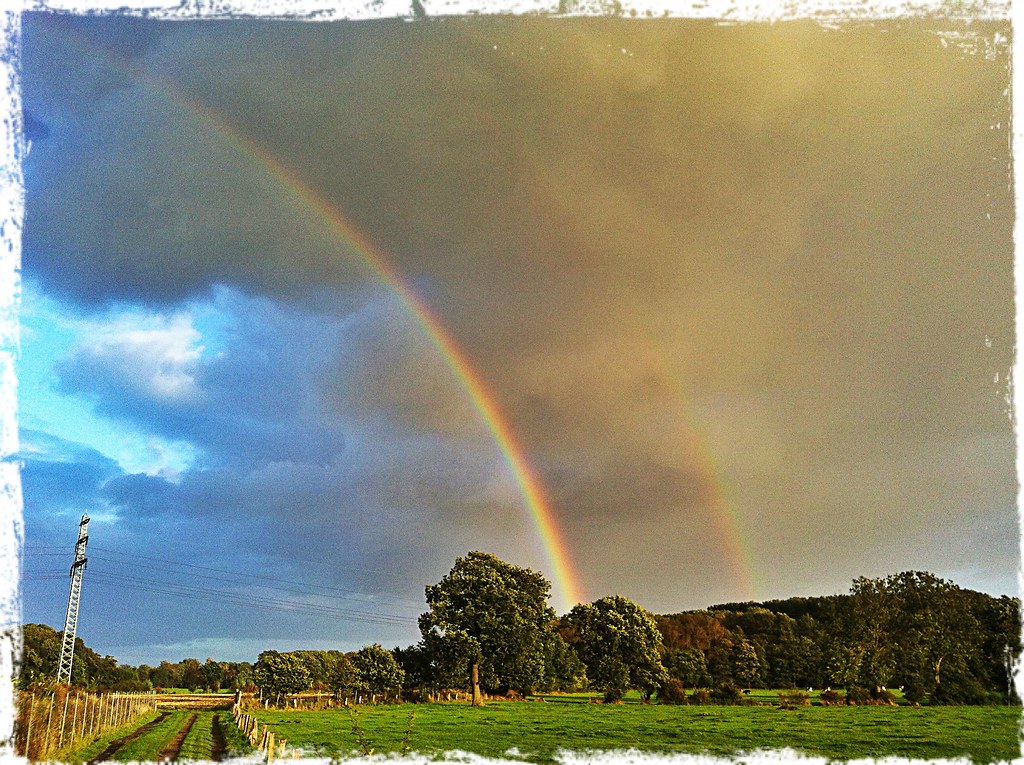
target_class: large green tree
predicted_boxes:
[353,644,405,695]
[566,595,668,702]
[253,651,312,702]
[419,551,555,704]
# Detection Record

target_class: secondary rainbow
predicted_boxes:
[177,98,583,612]
[634,328,759,602]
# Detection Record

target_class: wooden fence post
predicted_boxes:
[70,692,80,746]
[25,693,35,758]
[58,689,70,748]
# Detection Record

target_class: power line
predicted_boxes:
[23,561,419,626]
[22,565,419,626]
[84,572,417,626]
[85,552,421,610]
[87,544,425,607]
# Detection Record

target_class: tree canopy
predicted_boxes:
[565,595,668,702]
[419,551,556,699]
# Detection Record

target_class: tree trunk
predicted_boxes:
[470,663,484,706]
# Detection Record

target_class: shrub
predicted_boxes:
[872,689,897,706]
[777,690,810,709]
[658,678,687,705]
[690,688,711,705]
[711,681,743,705]
[603,686,626,703]
[845,686,871,705]
[818,689,844,706]
[902,681,926,704]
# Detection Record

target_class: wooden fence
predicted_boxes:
[14,689,157,761]
[234,701,291,761]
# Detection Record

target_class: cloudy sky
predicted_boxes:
[17,11,1016,665]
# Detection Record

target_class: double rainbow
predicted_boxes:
[172,97,584,613]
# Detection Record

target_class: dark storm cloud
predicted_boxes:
[39,286,537,601]
[20,13,1017,611]
[20,430,121,522]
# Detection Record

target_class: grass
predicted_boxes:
[218,711,255,758]
[177,711,216,761]
[253,700,1022,763]
[109,709,192,761]
[52,711,162,764]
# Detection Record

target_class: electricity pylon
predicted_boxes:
[56,514,90,686]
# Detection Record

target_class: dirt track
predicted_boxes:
[157,713,198,761]
[87,712,169,764]
[210,714,227,762]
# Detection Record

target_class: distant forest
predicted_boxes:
[19,568,1021,706]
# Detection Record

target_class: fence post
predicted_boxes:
[80,693,89,740]
[58,689,71,748]
[89,694,98,736]
[70,692,80,747]
[23,693,35,758]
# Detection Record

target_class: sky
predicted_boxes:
[16,11,1017,666]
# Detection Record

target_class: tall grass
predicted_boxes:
[15,688,157,761]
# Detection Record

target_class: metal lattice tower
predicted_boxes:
[56,514,90,686]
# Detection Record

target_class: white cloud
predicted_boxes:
[69,310,204,403]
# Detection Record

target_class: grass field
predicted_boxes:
[108,709,193,761]
[51,711,162,764]
[254,701,1022,763]
[54,709,254,763]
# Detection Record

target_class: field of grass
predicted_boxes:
[177,712,217,760]
[217,710,255,758]
[107,709,192,761]
[51,711,162,764]
[254,701,1022,763]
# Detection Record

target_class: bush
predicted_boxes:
[658,678,687,705]
[902,681,926,704]
[603,686,626,703]
[818,689,844,706]
[777,690,810,709]
[690,688,711,705]
[845,687,871,705]
[711,681,743,705]
[872,689,897,706]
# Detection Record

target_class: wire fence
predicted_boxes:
[14,688,157,761]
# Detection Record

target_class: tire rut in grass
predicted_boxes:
[88,712,170,764]
[209,714,227,762]
[157,713,198,762]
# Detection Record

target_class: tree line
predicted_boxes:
[19,554,1021,706]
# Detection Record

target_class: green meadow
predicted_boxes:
[254,700,1022,763]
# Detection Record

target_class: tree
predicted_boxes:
[180,658,204,692]
[353,644,405,696]
[253,651,312,702]
[885,571,985,703]
[328,654,361,697]
[420,552,555,704]
[392,644,432,693]
[732,639,763,688]
[829,577,897,696]
[151,660,182,690]
[201,658,225,692]
[663,648,710,688]
[540,629,588,692]
[566,595,669,702]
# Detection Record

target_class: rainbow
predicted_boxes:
[632,329,759,602]
[127,77,584,612]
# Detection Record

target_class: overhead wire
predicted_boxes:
[21,551,423,627]
[87,544,425,607]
